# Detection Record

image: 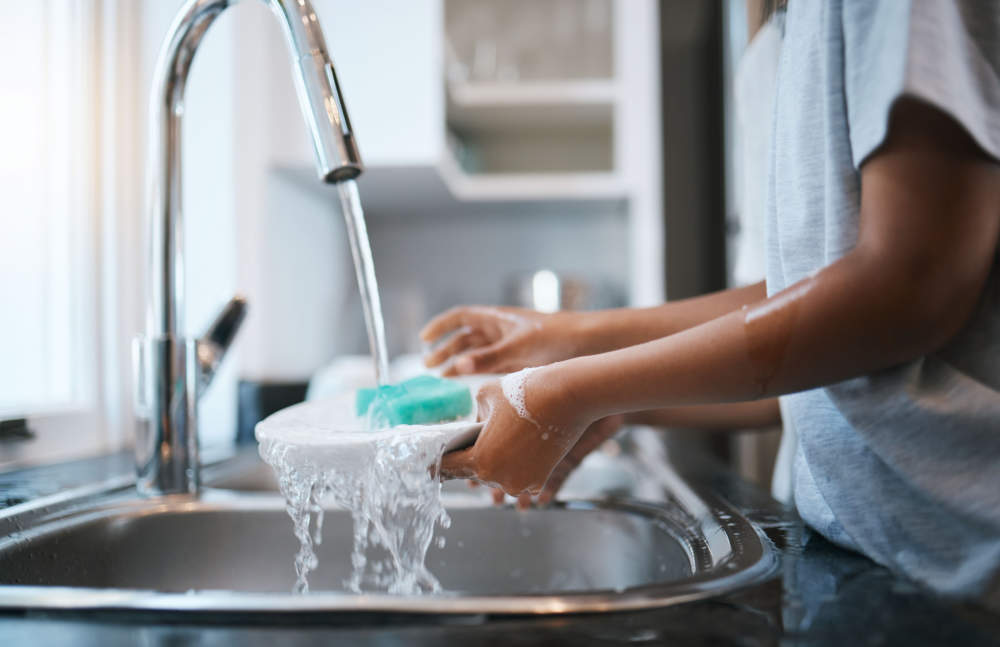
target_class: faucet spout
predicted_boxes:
[268,0,363,184]
[136,0,362,496]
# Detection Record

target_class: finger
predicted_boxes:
[420,307,483,343]
[439,448,477,480]
[467,479,479,488]
[469,394,489,424]
[516,493,533,510]
[492,488,505,505]
[420,308,464,343]
[538,468,570,504]
[450,342,509,375]
[424,330,488,368]
[536,452,581,505]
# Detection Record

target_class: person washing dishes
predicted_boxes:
[422,0,1000,603]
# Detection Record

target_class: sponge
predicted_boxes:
[356,375,473,428]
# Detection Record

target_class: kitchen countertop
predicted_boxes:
[0,446,997,646]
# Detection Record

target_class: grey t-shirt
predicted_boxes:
[767,0,1000,598]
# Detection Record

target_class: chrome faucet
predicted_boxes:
[133,0,363,496]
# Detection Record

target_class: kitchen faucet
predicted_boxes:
[133,0,362,495]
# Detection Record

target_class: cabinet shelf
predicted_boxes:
[447,79,616,134]
[437,148,625,201]
[277,159,627,211]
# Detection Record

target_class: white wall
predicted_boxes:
[363,203,631,356]
[251,174,631,365]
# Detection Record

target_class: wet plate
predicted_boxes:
[255,391,482,460]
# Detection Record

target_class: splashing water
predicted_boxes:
[260,416,451,595]
[258,406,460,594]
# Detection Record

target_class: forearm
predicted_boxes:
[573,281,767,355]
[625,399,780,431]
[551,101,1000,424]
[447,100,1000,498]
[544,247,987,423]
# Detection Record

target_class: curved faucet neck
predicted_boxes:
[137,0,361,495]
[145,0,361,338]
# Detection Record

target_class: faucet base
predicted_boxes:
[133,335,200,496]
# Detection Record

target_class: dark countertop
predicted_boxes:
[0,447,998,646]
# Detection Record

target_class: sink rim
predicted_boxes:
[0,482,778,616]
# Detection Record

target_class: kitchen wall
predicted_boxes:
[1,0,660,464]
[220,0,643,384]
[259,169,630,364]
[62,0,652,454]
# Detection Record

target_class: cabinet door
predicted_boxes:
[312,0,446,166]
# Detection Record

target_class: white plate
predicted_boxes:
[255,391,483,455]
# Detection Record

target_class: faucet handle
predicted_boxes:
[197,295,248,393]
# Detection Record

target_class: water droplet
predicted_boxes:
[627,628,660,642]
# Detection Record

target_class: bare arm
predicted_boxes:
[443,100,1000,494]
[625,399,781,431]
[559,100,1000,419]
[421,281,766,374]
[574,281,767,356]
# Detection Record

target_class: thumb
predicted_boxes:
[440,447,477,480]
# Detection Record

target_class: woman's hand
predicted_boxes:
[421,283,770,377]
[420,306,584,376]
[439,368,592,496]
[480,414,625,508]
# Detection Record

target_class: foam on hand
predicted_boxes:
[500,367,541,427]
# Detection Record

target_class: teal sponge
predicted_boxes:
[356,375,473,427]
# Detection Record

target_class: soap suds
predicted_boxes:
[501,367,541,426]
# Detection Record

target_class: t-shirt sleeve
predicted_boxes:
[842,0,1000,168]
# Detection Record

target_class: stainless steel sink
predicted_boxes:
[0,445,777,616]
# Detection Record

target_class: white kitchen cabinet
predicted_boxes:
[228,0,662,378]
[308,0,446,168]
[254,0,662,299]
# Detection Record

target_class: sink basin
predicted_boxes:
[0,497,689,593]
[0,450,777,616]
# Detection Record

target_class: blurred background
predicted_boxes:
[0,0,775,481]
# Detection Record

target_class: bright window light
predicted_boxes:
[0,1,95,417]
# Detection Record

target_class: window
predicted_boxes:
[1,1,95,415]
[0,0,143,464]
